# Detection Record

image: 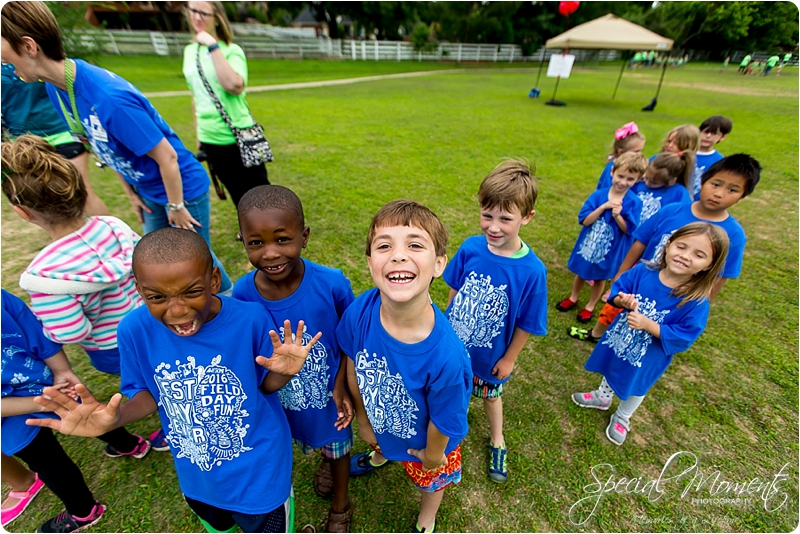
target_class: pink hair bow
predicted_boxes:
[615,122,639,140]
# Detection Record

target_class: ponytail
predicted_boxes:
[650,152,695,189]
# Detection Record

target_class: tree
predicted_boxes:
[46,1,106,63]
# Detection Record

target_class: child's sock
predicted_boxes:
[616,395,645,421]
[596,377,615,402]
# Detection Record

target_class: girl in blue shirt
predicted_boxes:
[1,290,105,533]
[558,152,646,324]
[571,222,729,446]
[595,121,646,190]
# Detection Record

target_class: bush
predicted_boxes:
[410,22,438,54]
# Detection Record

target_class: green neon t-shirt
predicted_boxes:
[183,42,255,145]
[767,55,780,67]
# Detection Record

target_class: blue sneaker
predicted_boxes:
[148,429,170,452]
[488,442,508,483]
[349,450,389,476]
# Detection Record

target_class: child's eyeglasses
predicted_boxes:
[187,7,214,19]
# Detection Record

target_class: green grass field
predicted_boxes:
[1,57,798,533]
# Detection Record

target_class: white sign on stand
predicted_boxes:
[547,54,576,78]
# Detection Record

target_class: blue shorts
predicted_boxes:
[84,346,120,375]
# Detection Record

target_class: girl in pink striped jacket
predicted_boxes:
[2,135,151,459]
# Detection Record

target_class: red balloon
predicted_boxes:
[558,1,580,16]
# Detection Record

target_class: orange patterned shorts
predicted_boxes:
[402,446,462,493]
[598,302,623,326]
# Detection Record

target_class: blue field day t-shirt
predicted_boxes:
[443,235,547,385]
[46,59,209,204]
[233,260,355,448]
[596,160,615,190]
[336,289,471,463]
[118,296,291,514]
[1,290,63,456]
[692,150,725,200]
[584,264,710,399]
[567,188,642,281]
[631,180,692,225]
[633,202,746,278]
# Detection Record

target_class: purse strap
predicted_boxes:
[195,45,254,134]
[55,59,86,136]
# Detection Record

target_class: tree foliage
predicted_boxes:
[46,1,107,63]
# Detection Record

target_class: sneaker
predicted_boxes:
[349,450,389,476]
[576,309,594,323]
[488,442,508,483]
[2,473,45,526]
[606,412,630,446]
[148,429,170,452]
[568,326,599,343]
[412,521,435,533]
[571,391,611,410]
[103,435,150,459]
[556,297,578,312]
[37,501,105,533]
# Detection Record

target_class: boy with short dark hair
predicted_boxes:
[444,160,547,483]
[233,185,356,533]
[27,227,321,533]
[339,200,471,534]
[692,115,733,199]
[570,154,760,344]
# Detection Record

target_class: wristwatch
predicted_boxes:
[167,201,185,211]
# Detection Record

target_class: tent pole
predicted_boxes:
[612,56,625,99]
[535,48,545,87]
[654,60,667,99]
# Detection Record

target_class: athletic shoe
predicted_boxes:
[488,442,508,483]
[576,309,594,323]
[2,473,45,526]
[555,297,577,312]
[571,391,611,410]
[36,501,105,533]
[606,412,630,446]
[567,326,600,343]
[103,435,150,459]
[148,429,170,452]
[349,450,389,476]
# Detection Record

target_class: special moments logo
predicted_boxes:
[568,451,792,525]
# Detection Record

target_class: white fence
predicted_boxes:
[72,29,620,63]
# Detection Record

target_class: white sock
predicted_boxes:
[596,377,615,402]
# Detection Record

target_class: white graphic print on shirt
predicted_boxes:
[637,192,662,224]
[602,295,670,367]
[448,272,509,349]
[650,230,677,262]
[355,350,418,439]
[154,355,252,472]
[82,115,145,183]
[578,219,614,264]
[278,326,331,411]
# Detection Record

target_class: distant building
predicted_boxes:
[84,1,186,31]
[291,5,354,38]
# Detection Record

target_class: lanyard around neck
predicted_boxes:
[55,59,86,136]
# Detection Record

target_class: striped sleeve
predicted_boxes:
[28,292,92,344]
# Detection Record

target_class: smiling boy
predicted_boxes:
[232,186,356,533]
[338,200,471,533]
[26,227,321,533]
[443,159,548,483]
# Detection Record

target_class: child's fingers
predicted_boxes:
[25,417,61,430]
[255,355,271,369]
[291,320,303,344]
[268,330,282,348]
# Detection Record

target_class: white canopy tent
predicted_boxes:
[541,14,674,109]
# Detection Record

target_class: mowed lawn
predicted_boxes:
[1,57,797,533]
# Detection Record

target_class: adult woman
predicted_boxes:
[183,1,270,208]
[1,1,232,292]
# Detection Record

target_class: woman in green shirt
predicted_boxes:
[183,1,269,207]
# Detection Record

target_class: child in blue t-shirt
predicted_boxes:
[557,152,646,324]
[26,228,322,533]
[443,160,547,484]
[572,223,729,446]
[339,200,472,534]
[596,121,646,190]
[2,289,105,533]
[232,185,356,533]
[631,153,693,226]
[692,115,732,200]
[569,154,761,344]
